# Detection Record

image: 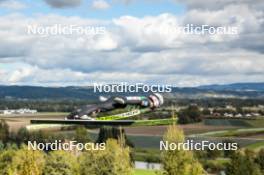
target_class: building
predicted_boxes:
[0,108,37,115]
[235,113,243,118]
[224,113,233,118]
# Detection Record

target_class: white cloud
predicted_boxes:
[1,63,264,87]
[8,67,32,83]
[92,0,110,10]
[0,1,264,86]
[0,0,27,10]
[173,0,264,10]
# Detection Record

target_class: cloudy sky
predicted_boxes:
[0,0,263,87]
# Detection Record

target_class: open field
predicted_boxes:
[1,113,236,135]
[190,128,264,138]
[125,124,235,136]
[204,118,264,128]
[2,113,264,150]
[0,112,66,132]
[125,135,260,149]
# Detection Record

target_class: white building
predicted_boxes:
[224,113,233,117]
[252,113,260,117]
[245,114,252,117]
[0,109,37,115]
[235,113,243,118]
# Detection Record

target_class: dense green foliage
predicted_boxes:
[0,141,133,175]
[43,151,79,175]
[1,119,264,174]
[0,120,9,143]
[0,148,16,175]
[178,105,202,124]
[74,126,91,144]
[226,150,262,175]
[96,126,134,148]
[79,139,133,175]
[256,149,264,173]
[160,124,204,175]
[0,122,133,175]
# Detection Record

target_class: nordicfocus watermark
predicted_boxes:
[93,82,172,93]
[28,140,105,151]
[160,140,238,151]
[27,24,106,37]
[171,24,238,35]
[148,24,238,35]
[27,23,238,37]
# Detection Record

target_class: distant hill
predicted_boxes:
[0,82,263,100]
[198,82,264,91]
[0,85,147,100]
[0,86,96,100]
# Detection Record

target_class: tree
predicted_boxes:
[79,139,133,175]
[160,124,204,175]
[96,126,134,147]
[43,151,79,175]
[178,105,202,124]
[256,149,264,172]
[226,151,261,175]
[206,148,223,159]
[29,130,49,143]
[223,140,237,158]
[0,120,9,144]
[0,149,16,175]
[202,108,211,115]
[74,126,91,144]
[12,146,46,175]
[0,141,4,151]
[15,127,30,145]
[236,107,243,114]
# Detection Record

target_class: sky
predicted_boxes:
[0,0,263,87]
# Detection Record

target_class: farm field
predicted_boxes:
[189,128,264,138]
[125,123,235,136]
[0,112,66,131]
[1,113,236,135]
[204,118,264,128]
[1,113,264,150]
